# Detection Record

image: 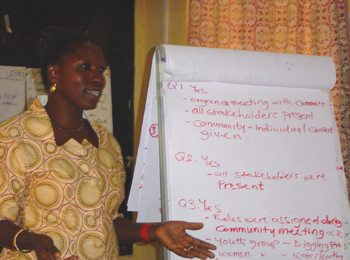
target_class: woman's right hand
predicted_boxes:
[30,233,78,260]
[0,221,78,260]
[30,233,62,260]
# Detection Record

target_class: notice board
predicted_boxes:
[129,45,350,260]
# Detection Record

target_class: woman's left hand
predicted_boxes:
[152,221,216,259]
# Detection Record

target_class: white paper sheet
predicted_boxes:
[158,45,335,89]
[130,45,338,218]
[161,82,346,259]
[128,59,163,221]
[0,66,26,122]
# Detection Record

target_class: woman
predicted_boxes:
[0,28,216,260]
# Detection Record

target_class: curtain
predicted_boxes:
[188,0,350,197]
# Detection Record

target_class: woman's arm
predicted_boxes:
[113,218,216,259]
[113,217,148,244]
[0,220,34,251]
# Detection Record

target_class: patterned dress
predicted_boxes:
[0,97,126,259]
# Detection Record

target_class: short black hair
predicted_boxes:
[37,27,98,90]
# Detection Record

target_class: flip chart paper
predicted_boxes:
[128,60,162,221]
[161,82,347,259]
[158,45,335,89]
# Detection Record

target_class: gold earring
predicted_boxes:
[49,84,57,93]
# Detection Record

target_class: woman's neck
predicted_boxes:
[44,96,84,130]
[44,96,99,148]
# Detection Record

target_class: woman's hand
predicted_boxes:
[152,221,216,259]
[30,233,62,260]
[0,221,78,260]
[30,233,78,260]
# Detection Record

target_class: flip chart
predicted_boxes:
[129,45,350,260]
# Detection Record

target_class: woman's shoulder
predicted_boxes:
[0,109,30,130]
[89,118,113,137]
[0,98,47,129]
[89,119,122,151]
[0,105,49,142]
[0,111,27,142]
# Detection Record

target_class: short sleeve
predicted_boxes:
[0,135,26,223]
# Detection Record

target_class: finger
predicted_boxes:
[177,236,216,253]
[35,249,60,260]
[191,239,217,250]
[182,222,204,231]
[183,236,216,251]
[176,246,207,260]
[166,239,193,253]
[53,252,62,260]
[194,243,216,259]
[172,247,196,259]
[182,240,216,259]
[43,243,61,260]
[167,240,216,259]
[185,244,216,260]
[45,244,61,260]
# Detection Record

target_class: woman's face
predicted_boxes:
[52,42,107,110]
